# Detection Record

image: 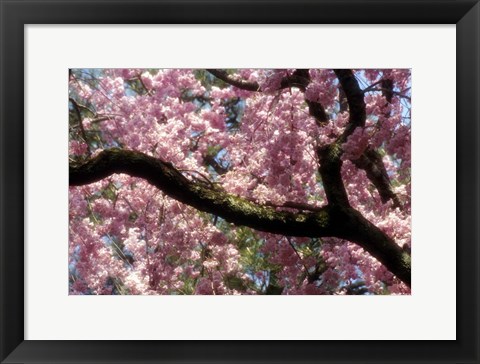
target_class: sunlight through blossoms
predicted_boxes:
[69,68,411,295]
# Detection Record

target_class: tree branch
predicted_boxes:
[334,69,367,141]
[70,149,336,237]
[206,69,260,91]
[207,69,328,125]
[291,69,328,125]
[69,148,411,286]
[352,148,401,207]
[334,70,400,207]
[69,98,92,155]
[317,143,350,207]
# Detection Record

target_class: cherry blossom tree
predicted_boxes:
[69,68,411,295]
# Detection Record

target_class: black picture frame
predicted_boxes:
[1,0,478,363]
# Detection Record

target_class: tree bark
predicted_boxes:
[69,148,411,287]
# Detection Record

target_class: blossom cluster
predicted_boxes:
[69,68,411,295]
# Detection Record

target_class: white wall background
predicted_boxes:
[25,25,455,340]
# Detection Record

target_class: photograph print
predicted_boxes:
[69,68,411,295]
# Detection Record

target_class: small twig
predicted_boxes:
[122,196,138,215]
[69,97,97,116]
[179,169,217,188]
[286,237,312,285]
[361,79,384,93]
[69,98,92,155]
[136,73,153,96]
[364,87,411,101]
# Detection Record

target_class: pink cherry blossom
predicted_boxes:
[69,68,411,295]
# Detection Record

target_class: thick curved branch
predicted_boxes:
[311,71,410,284]
[317,70,363,208]
[315,144,410,285]
[202,70,408,284]
[317,144,350,207]
[334,69,367,141]
[338,206,410,286]
[70,149,336,238]
[69,149,411,286]
[334,70,400,207]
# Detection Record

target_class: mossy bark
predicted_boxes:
[70,148,411,287]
